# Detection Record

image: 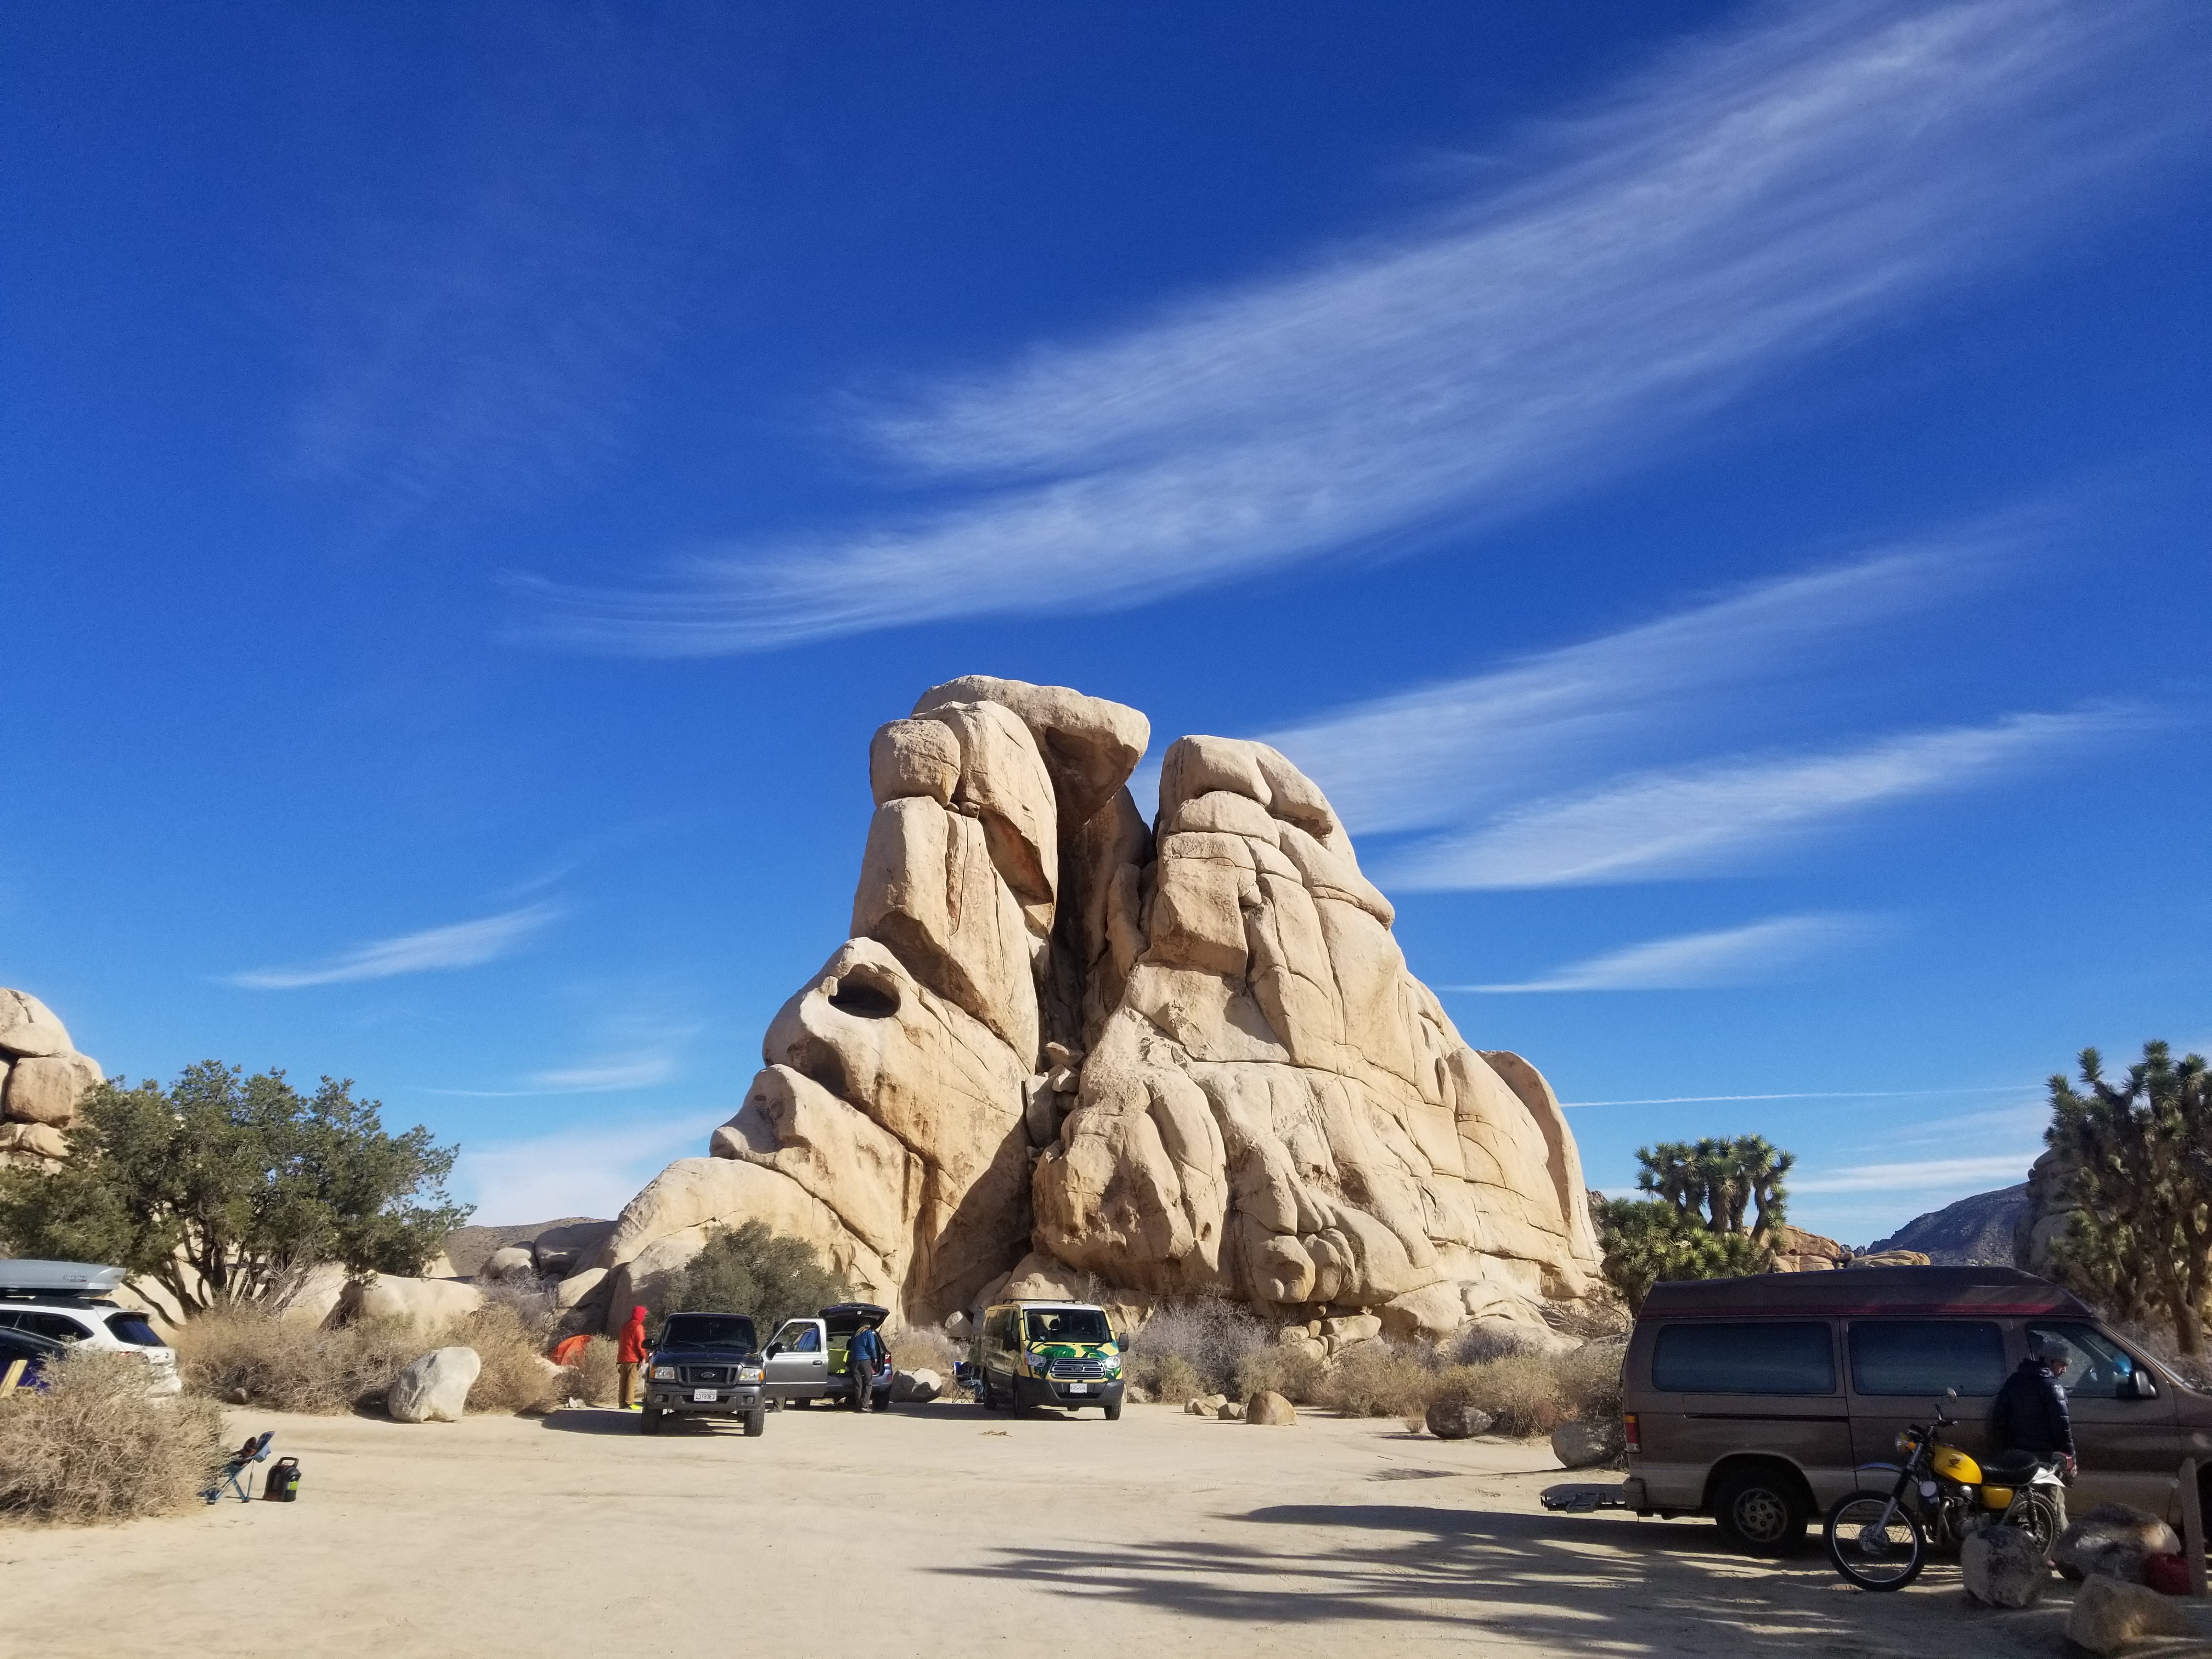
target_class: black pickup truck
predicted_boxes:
[640,1312,768,1436]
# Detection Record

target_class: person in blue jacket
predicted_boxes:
[849,1321,887,1413]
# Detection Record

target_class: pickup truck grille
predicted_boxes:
[1046,1359,1107,1381]
[678,1365,736,1386]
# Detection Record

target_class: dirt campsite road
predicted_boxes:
[8,1398,2212,1658]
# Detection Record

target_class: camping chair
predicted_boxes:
[204,1431,274,1504]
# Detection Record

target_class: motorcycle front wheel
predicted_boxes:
[1825,1491,1927,1590]
[2004,1488,2064,1554]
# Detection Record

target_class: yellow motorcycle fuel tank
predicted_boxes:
[1929,1446,1982,1485]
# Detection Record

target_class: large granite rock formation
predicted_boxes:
[0,988,104,1170]
[563,678,1601,1335]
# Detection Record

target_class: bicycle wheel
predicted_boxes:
[1825,1491,1927,1590]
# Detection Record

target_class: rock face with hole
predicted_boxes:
[0,989,104,1167]
[563,678,1601,1335]
[1962,1522,2049,1607]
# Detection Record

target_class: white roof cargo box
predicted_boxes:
[0,1260,129,1296]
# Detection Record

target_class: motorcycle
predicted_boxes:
[1824,1387,2069,1590]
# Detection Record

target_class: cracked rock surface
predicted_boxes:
[569,678,1599,1333]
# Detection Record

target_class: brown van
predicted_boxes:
[1620,1266,2212,1554]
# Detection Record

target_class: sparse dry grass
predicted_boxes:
[1311,1339,1434,1417]
[1125,1297,1266,1400]
[174,1300,571,1416]
[887,1325,962,1376]
[1420,1341,1626,1437]
[568,1335,619,1405]
[1235,1341,1327,1405]
[0,1350,227,1526]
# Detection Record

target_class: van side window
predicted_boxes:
[1651,1321,1835,1393]
[2026,1323,2140,1400]
[1849,1321,2006,1396]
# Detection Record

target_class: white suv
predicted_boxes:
[0,1262,181,1396]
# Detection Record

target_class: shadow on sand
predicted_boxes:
[934,1500,2095,1657]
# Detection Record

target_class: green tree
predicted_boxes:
[2045,1041,2212,1356]
[1593,1134,1792,1310]
[656,1220,847,1332]
[1637,1136,1793,1241]
[1595,1197,1771,1312]
[0,1061,469,1316]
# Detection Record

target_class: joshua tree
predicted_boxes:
[1595,1134,1795,1308]
[1636,1136,1793,1243]
[2046,1041,2212,1356]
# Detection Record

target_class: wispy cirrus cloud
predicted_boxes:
[1265,546,1976,833]
[1458,912,1882,992]
[1380,708,2134,890]
[1793,1153,2041,1194]
[228,904,558,990]
[515,0,2205,653]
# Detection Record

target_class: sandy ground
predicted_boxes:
[9,1399,2212,1658]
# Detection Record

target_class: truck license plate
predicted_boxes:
[691,1389,718,1402]
[1066,1383,1089,1393]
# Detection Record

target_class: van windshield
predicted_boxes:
[1024,1308,1112,1344]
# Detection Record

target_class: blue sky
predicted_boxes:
[3,1,2205,1243]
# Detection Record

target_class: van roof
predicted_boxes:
[1640,1265,2092,1320]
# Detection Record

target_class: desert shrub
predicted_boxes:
[1441,1322,1544,1367]
[455,1302,564,1414]
[567,1335,619,1404]
[475,1275,559,1341]
[174,1304,427,1413]
[1125,1296,1266,1398]
[0,1350,226,1525]
[1236,1340,1327,1404]
[1138,1352,1204,1406]
[1420,1340,1627,1438]
[177,1299,574,1415]
[888,1325,962,1375]
[1313,1339,1435,1418]
[657,1220,846,1331]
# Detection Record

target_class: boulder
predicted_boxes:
[1246,1389,1297,1425]
[1186,1393,1227,1417]
[1550,1420,1620,1470]
[334,1273,487,1331]
[0,1120,69,1160]
[1961,1522,2048,1607]
[2056,1504,2182,1584]
[387,1346,481,1423]
[554,1267,608,1312]
[1426,1400,1496,1440]
[1846,1249,1931,1268]
[272,1262,353,1328]
[0,988,72,1058]
[2,1052,101,1127]
[588,680,1603,1340]
[889,1367,943,1403]
[2066,1573,2193,1652]
[1216,1398,1246,1420]
[479,1245,539,1283]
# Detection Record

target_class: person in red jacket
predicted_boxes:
[617,1306,650,1410]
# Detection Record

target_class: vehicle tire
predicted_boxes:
[874,1387,893,1413]
[1712,1464,1809,1556]
[743,1406,766,1438]
[1104,1396,1122,1422]
[1824,1490,1927,1590]
[639,1406,664,1435]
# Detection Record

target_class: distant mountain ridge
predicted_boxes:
[1869,1184,2028,1266]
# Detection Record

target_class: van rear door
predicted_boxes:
[1640,1319,1851,1511]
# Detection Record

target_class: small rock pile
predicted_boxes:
[0,988,104,1170]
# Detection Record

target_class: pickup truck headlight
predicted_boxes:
[737,1366,763,1383]
[651,1365,678,1381]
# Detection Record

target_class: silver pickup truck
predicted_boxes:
[761,1301,893,1410]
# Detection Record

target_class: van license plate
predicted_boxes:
[1066,1383,1089,1393]
[692,1389,717,1402]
